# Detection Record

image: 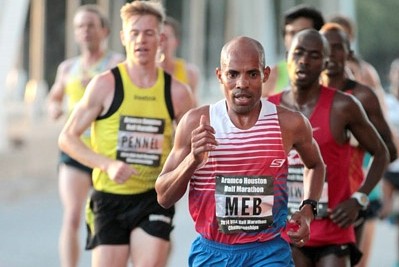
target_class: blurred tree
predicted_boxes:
[357,0,399,88]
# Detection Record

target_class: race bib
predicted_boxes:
[116,115,165,166]
[286,149,329,219]
[215,175,274,234]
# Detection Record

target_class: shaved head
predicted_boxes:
[215,36,270,115]
[220,36,265,69]
[290,29,330,62]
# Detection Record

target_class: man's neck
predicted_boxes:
[288,83,322,118]
[126,60,158,88]
[80,47,106,67]
[321,73,346,91]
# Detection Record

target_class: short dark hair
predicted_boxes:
[283,4,325,36]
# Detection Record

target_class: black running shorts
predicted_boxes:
[85,189,175,249]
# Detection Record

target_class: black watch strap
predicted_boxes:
[299,199,318,217]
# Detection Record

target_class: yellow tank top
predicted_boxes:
[91,64,174,194]
[64,53,119,147]
[173,58,189,85]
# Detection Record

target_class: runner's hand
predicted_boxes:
[191,115,217,167]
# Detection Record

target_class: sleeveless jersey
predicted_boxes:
[91,64,174,195]
[172,58,190,85]
[189,98,289,244]
[268,86,355,246]
[342,79,366,193]
[65,52,122,147]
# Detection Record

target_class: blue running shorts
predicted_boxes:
[189,235,294,267]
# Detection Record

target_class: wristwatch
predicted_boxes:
[351,192,369,210]
[299,199,318,217]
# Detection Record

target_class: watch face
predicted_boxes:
[353,192,369,209]
[360,195,368,205]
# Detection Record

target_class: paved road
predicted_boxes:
[0,116,197,267]
[0,183,196,267]
[0,116,396,267]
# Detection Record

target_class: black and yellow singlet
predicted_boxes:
[91,63,174,194]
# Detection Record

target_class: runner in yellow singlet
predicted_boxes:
[47,5,124,267]
[58,2,195,266]
[158,16,200,106]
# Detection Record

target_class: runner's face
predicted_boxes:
[74,10,107,50]
[287,32,326,88]
[216,41,268,115]
[322,30,350,77]
[160,24,178,59]
[121,14,161,66]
